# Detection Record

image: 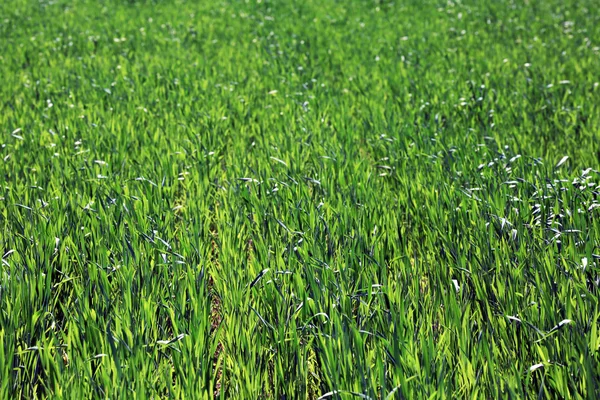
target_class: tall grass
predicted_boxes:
[1,0,599,398]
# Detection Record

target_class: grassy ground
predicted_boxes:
[1,0,600,398]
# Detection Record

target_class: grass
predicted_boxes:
[1,0,600,398]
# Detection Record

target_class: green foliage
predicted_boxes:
[1,0,599,398]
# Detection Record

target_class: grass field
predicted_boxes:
[1,0,600,398]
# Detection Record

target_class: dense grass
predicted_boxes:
[1,0,600,398]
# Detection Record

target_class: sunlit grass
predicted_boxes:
[1,0,599,398]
